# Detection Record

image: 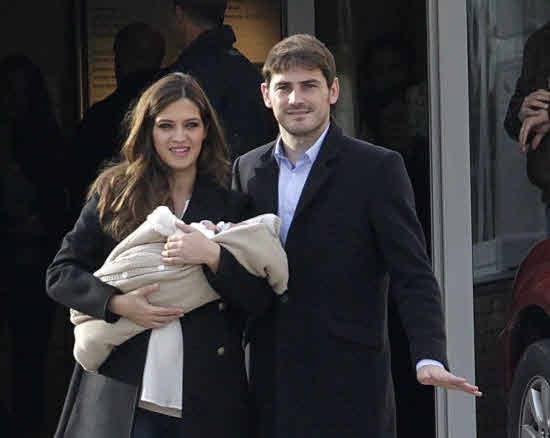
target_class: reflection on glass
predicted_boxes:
[467,0,550,280]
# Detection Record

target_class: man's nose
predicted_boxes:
[288,89,304,105]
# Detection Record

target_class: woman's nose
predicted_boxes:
[173,125,187,141]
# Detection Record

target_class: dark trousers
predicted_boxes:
[388,295,435,438]
[132,408,184,438]
[3,251,56,438]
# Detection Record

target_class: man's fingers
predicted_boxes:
[518,119,527,148]
[175,221,196,233]
[450,381,483,397]
[520,118,536,148]
[527,89,550,103]
[526,100,549,110]
[420,373,466,386]
[522,107,542,118]
[418,368,482,396]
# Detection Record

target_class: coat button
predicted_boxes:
[217,346,225,356]
[218,301,226,311]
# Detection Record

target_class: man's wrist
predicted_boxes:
[205,241,221,273]
[416,359,445,371]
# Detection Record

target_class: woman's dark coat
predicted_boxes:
[46,178,273,438]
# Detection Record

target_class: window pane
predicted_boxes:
[467,0,550,281]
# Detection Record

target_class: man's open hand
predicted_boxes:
[417,364,482,397]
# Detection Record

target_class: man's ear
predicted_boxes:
[261,82,272,109]
[329,77,340,105]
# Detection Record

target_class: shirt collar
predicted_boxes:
[273,124,330,167]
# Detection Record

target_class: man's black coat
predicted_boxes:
[232,124,448,438]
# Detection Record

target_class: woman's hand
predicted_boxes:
[108,283,185,328]
[162,222,221,272]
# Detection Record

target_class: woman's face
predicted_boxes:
[152,97,207,177]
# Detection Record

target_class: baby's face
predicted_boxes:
[199,220,236,234]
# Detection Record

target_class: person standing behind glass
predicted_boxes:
[46,73,273,438]
[504,21,550,233]
[71,22,166,214]
[163,0,276,160]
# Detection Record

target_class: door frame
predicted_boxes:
[427,0,477,436]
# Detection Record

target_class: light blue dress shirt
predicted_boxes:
[272,124,444,373]
[273,126,329,244]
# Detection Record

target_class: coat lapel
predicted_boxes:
[182,176,222,223]
[292,123,342,221]
[251,142,279,214]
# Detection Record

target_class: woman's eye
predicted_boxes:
[158,123,172,129]
[186,122,199,129]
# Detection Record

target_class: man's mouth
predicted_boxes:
[286,109,311,115]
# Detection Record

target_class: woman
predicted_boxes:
[46,72,274,438]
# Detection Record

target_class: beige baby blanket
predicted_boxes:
[70,206,288,372]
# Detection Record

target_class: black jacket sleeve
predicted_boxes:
[369,152,448,367]
[46,196,121,322]
[202,191,275,317]
[504,32,540,140]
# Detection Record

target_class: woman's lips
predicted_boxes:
[169,146,190,156]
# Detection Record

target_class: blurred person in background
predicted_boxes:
[164,0,276,160]
[0,53,69,438]
[71,22,166,213]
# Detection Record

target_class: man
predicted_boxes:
[71,22,165,211]
[233,34,480,438]
[165,0,276,159]
[504,21,550,231]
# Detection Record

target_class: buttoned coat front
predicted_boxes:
[232,124,448,438]
[46,178,273,438]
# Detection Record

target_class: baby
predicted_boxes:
[70,206,288,372]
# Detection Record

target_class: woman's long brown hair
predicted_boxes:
[88,72,230,240]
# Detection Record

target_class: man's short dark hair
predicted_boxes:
[262,34,336,87]
[173,0,227,27]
